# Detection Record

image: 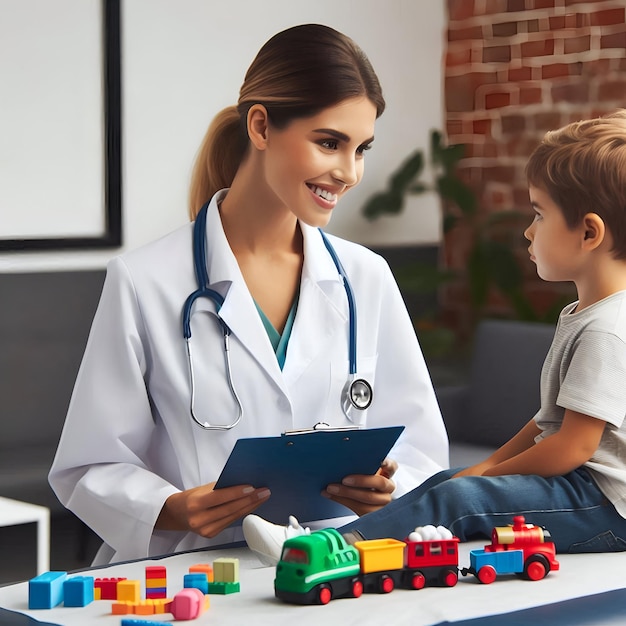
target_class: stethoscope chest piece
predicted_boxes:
[342,375,373,423]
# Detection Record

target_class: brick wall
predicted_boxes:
[443,0,626,334]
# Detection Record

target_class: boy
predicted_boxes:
[244,110,626,564]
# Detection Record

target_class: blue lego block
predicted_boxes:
[121,618,174,626]
[63,576,94,607]
[183,572,208,594]
[28,571,68,609]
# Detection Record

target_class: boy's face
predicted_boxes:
[524,185,586,282]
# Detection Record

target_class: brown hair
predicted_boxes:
[188,24,385,219]
[526,109,626,259]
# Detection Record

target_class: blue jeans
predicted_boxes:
[339,467,626,553]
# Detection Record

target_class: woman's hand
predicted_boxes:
[156,483,271,538]
[322,458,398,516]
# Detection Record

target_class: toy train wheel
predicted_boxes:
[441,569,458,587]
[523,555,549,581]
[477,565,497,584]
[350,578,364,598]
[317,584,332,605]
[410,572,426,590]
[379,574,395,594]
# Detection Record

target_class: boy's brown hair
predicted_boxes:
[525,109,626,259]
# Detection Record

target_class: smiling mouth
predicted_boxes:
[307,184,338,203]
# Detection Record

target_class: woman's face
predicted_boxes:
[261,96,378,228]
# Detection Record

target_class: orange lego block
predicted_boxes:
[189,563,214,583]
[134,601,156,616]
[111,601,133,615]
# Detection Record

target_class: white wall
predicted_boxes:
[0,0,445,273]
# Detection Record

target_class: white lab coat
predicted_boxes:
[49,190,448,564]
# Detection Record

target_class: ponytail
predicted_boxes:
[188,106,247,219]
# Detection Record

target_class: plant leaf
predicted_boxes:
[389,151,425,194]
[362,190,403,220]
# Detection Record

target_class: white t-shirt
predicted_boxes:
[534,290,626,518]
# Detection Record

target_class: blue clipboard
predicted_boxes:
[214,425,404,524]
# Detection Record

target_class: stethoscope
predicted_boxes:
[182,201,373,430]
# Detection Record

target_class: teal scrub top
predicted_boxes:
[254,294,299,370]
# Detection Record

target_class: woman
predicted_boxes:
[49,23,448,564]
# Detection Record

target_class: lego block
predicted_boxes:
[145,565,166,579]
[121,618,174,626]
[145,586,167,599]
[207,581,240,594]
[145,564,167,598]
[94,576,126,600]
[183,572,208,594]
[63,576,94,607]
[29,571,67,609]
[213,557,239,583]
[118,579,141,603]
[189,563,214,582]
[112,601,133,615]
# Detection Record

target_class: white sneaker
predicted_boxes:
[242,514,310,567]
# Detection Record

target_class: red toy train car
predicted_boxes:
[274,516,559,605]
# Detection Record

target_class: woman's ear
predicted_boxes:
[581,213,606,250]
[247,104,270,151]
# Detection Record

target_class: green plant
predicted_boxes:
[362,130,564,353]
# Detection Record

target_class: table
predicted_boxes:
[0,497,50,574]
[1,542,625,625]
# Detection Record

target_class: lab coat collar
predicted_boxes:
[194,191,347,391]
[282,222,347,386]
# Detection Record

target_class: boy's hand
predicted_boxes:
[453,461,494,478]
[322,458,398,516]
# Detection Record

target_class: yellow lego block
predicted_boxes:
[145,577,167,588]
[94,587,101,601]
[213,557,239,583]
[117,580,141,603]
[151,598,170,613]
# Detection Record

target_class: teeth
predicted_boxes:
[311,185,337,202]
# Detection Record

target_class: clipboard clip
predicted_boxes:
[282,422,363,436]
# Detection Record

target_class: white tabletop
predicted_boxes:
[1,542,625,625]
[0,497,49,527]
[0,496,50,574]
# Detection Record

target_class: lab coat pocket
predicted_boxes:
[328,355,378,426]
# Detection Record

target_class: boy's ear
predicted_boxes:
[581,213,606,250]
[247,104,270,151]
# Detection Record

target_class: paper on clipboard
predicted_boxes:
[214,425,404,524]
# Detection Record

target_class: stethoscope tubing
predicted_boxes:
[182,201,371,429]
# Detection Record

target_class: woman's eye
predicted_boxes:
[357,144,372,155]
[320,139,339,150]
